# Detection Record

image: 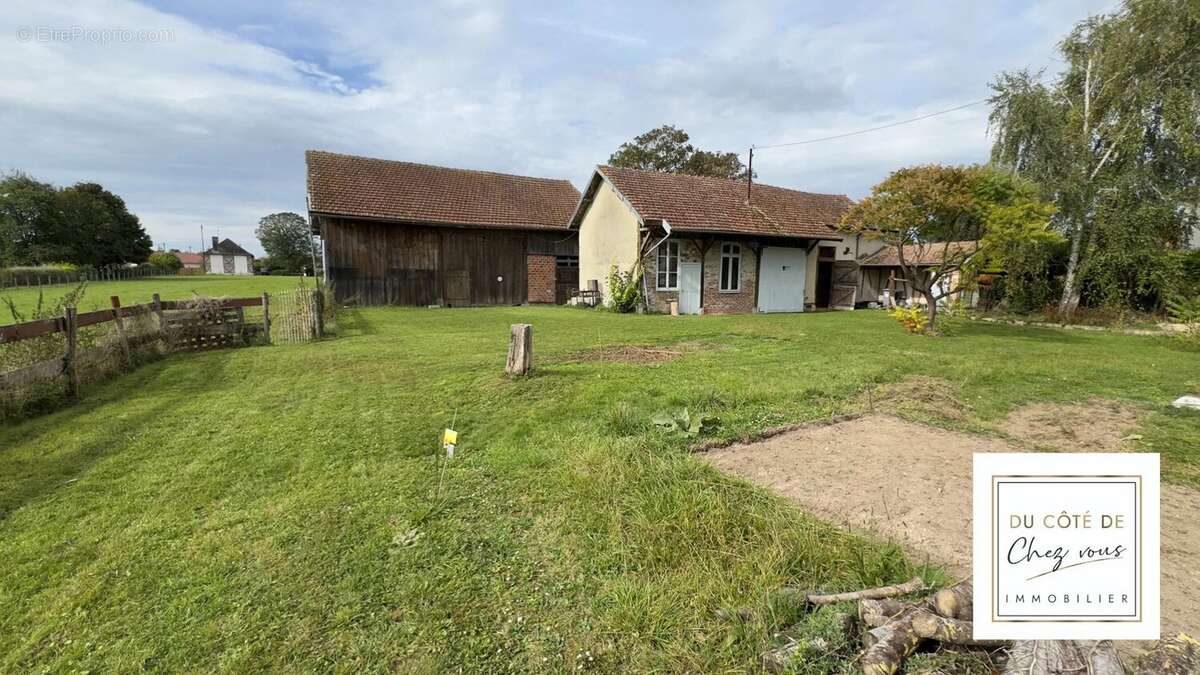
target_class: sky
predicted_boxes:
[2,0,1119,256]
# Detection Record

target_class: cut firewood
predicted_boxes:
[909,609,1005,648]
[1004,640,1124,675]
[1135,633,1198,674]
[859,598,911,628]
[930,579,972,620]
[861,611,921,675]
[804,576,926,606]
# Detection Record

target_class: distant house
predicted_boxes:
[305,150,581,306]
[203,237,254,275]
[173,251,204,270]
[568,165,860,314]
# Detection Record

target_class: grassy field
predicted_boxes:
[0,275,313,319]
[0,307,1196,672]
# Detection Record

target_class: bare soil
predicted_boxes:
[704,414,1199,641]
[999,399,1145,452]
[566,341,710,365]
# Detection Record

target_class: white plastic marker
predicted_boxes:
[442,428,458,459]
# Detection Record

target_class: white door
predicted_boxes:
[757,247,807,313]
[678,262,701,314]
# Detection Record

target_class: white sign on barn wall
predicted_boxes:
[972,452,1160,640]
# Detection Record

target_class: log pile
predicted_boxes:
[761,577,1195,674]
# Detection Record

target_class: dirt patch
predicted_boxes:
[567,341,710,365]
[999,399,1144,452]
[703,414,1199,641]
[872,376,972,421]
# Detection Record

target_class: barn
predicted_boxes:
[305,150,581,306]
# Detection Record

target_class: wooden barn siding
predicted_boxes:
[321,218,576,306]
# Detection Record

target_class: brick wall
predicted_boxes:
[644,240,701,312]
[643,238,758,314]
[526,254,556,303]
[702,242,757,314]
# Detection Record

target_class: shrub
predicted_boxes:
[147,252,182,271]
[1167,293,1200,347]
[889,306,928,334]
[606,264,643,313]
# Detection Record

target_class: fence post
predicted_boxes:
[311,289,325,338]
[110,295,133,370]
[63,306,79,397]
[151,293,167,349]
[261,292,271,344]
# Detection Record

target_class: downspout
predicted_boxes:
[641,220,673,313]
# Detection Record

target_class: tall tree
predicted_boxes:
[0,173,68,265]
[0,173,152,267]
[61,183,153,266]
[840,165,1056,331]
[608,125,752,179]
[988,0,1200,316]
[255,212,317,274]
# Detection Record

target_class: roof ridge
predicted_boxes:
[597,164,851,200]
[307,149,574,186]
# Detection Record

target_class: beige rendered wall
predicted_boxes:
[578,179,641,301]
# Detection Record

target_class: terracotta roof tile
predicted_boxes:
[306,150,580,230]
[860,240,980,266]
[591,165,851,240]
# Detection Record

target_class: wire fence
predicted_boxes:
[0,265,182,290]
[268,288,325,344]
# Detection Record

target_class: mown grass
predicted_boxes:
[0,275,311,318]
[0,307,1196,672]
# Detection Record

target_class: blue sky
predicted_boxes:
[3,0,1116,255]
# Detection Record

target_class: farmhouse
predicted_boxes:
[568,165,871,313]
[203,237,254,275]
[306,150,581,306]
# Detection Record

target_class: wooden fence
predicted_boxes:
[0,289,325,407]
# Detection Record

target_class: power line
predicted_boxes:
[752,98,991,150]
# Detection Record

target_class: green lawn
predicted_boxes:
[0,275,312,319]
[0,308,1196,672]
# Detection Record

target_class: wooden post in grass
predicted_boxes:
[110,295,132,370]
[63,306,79,398]
[506,324,532,376]
[261,292,271,344]
[311,289,325,338]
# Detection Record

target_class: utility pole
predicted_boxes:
[746,146,754,202]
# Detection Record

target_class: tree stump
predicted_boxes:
[506,324,532,376]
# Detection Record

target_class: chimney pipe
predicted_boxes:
[211,236,219,248]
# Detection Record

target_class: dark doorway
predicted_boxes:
[555,255,579,304]
[815,246,836,308]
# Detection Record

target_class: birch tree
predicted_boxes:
[989,0,1200,317]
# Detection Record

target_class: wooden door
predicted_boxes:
[679,262,702,314]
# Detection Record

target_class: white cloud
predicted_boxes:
[0,0,1118,254]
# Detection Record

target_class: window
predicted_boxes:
[720,242,741,292]
[656,240,679,290]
